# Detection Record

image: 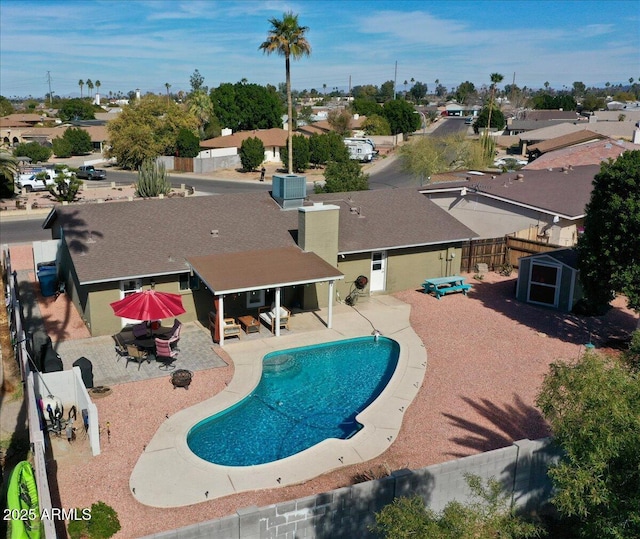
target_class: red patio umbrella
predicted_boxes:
[110,290,186,321]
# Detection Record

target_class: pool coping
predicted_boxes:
[130,296,427,507]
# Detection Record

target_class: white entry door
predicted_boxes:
[370,251,387,292]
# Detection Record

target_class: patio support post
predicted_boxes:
[275,287,281,337]
[327,280,334,329]
[218,295,225,347]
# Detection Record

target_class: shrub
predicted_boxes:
[13,142,52,164]
[175,128,200,158]
[135,159,171,197]
[67,501,121,539]
[52,137,73,158]
[239,136,265,171]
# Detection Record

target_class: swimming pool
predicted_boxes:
[187,336,399,466]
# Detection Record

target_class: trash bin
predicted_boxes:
[37,265,58,297]
[73,357,94,389]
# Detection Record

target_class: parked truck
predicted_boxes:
[15,169,74,192]
[343,137,378,163]
[76,165,107,180]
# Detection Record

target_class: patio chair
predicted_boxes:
[132,322,149,339]
[157,319,182,340]
[155,337,178,370]
[223,318,241,340]
[113,333,129,362]
[126,344,150,370]
[258,305,291,333]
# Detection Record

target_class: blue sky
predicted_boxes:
[1,0,638,99]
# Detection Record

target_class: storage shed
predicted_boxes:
[516,248,582,312]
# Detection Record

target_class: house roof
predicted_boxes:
[0,114,44,126]
[200,128,289,149]
[518,110,583,121]
[528,130,606,154]
[45,187,476,285]
[525,138,638,169]
[520,122,638,142]
[420,165,600,219]
[308,188,477,254]
[188,246,343,294]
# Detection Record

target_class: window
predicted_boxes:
[247,290,265,309]
[179,274,200,291]
[528,262,559,306]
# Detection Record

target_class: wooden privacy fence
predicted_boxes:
[461,236,564,272]
[174,156,194,173]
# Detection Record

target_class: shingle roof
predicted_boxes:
[47,187,477,285]
[420,165,600,219]
[528,130,606,154]
[200,128,289,149]
[525,139,637,169]
[308,187,477,253]
[188,247,343,293]
[523,248,578,269]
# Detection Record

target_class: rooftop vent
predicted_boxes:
[210,229,219,237]
[517,174,524,182]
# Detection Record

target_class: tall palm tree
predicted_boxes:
[165,82,171,102]
[0,150,18,180]
[86,79,94,99]
[485,72,503,138]
[260,11,311,174]
[95,80,101,95]
[78,79,84,98]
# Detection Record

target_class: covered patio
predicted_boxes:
[188,246,344,346]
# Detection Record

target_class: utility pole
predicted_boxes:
[393,61,398,100]
[46,71,53,107]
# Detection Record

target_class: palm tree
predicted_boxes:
[165,82,171,102]
[485,72,503,138]
[0,150,18,180]
[323,83,327,96]
[260,11,311,174]
[95,80,101,95]
[86,79,94,99]
[78,79,84,98]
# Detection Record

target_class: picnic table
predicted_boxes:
[422,275,472,299]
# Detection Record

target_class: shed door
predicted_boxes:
[370,251,387,292]
[528,263,560,307]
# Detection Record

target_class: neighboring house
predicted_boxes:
[526,130,607,161]
[420,165,600,246]
[42,183,476,338]
[524,137,638,169]
[516,248,582,312]
[200,128,288,163]
[296,115,367,137]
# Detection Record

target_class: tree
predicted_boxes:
[210,82,283,132]
[372,474,543,539]
[279,134,309,173]
[327,108,352,136]
[576,150,640,312]
[239,136,265,171]
[572,81,586,96]
[78,79,84,98]
[86,79,94,98]
[95,80,101,96]
[362,114,391,136]
[45,167,82,202]
[52,137,72,158]
[135,159,171,197]
[189,69,207,94]
[379,80,395,102]
[0,95,14,116]
[13,142,52,163]
[455,81,476,104]
[62,127,92,155]
[187,89,216,139]
[382,99,421,135]
[58,98,96,121]
[408,81,428,103]
[165,82,171,101]
[67,500,121,539]
[298,105,314,126]
[485,73,504,138]
[318,160,369,193]
[106,94,198,169]
[474,105,506,131]
[536,352,640,538]
[0,150,18,197]
[352,98,383,117]
[308,133,329,168]
[175,128,200,158]
[260,11,311,174]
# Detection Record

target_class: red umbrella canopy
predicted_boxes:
[110,290,186,321]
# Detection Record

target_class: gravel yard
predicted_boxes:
[35,270,636,538]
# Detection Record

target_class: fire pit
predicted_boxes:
[171,369,193,389]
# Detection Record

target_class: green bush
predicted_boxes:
[67,501,120,539]
[239,136,265,171]
[52,137,73,158]
[623,330,640,372]
[13,142,52,164]
[280,134,310,173]
[175,128,200,158]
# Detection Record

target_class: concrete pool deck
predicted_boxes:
[129,295,427,507]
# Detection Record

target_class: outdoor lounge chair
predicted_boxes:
[155,337,178,370]
[258,305,291,333]
[126,344,150,370]
[223,318,242,340]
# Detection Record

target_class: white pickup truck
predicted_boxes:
[16,169,74,192]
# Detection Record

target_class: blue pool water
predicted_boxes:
[187,336,399,466]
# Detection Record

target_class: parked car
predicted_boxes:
[493,157,528,168]
[464,116,474,125]
[15,169,74,192]
[76,165,107,180]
